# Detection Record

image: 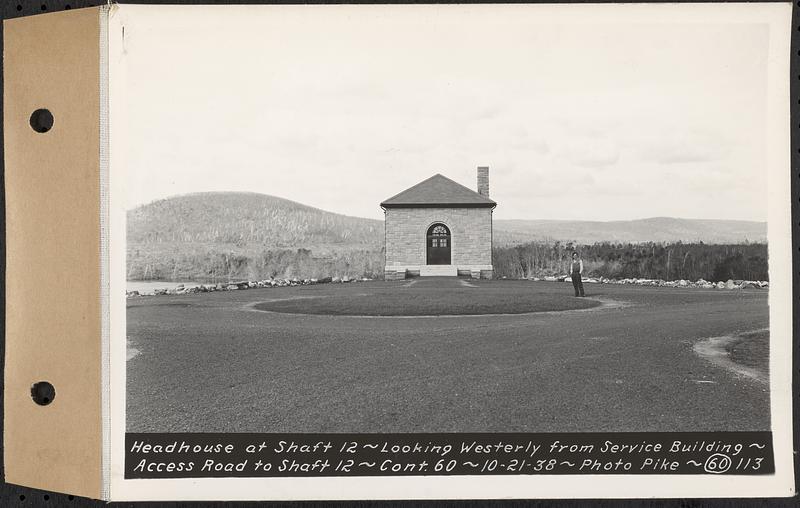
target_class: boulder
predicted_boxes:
[342,276,351,283]
[678,280,688,287]
[716,281,725,289]
[226,284,239,291]
[725,279,736,290]
[332,276,342,283]
[319,276,332,284]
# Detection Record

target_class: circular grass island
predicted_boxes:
[253,282,601,317]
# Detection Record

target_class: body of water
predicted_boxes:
[127,281,205,293]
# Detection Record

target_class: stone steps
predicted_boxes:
[420,265,457,277]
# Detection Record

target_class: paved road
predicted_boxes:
[126,278,770,433]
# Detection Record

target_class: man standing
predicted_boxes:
[570,251,585,297]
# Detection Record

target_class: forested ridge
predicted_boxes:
[128,192,382,246]
[492,241,768,282]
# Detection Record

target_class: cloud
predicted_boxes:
[470,104,504,121]
[637,130,728,165]
[507,127,549,154]
[642,144,718,165]
[559,136,620,168]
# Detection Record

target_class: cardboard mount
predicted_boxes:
[4,6,105,500]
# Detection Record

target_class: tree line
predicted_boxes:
[492,241,768,282]
[127,244,384,282]
[128,241,768,283]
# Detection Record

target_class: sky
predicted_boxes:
[119,4,775,221]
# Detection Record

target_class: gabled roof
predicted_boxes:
[380,174,496,208]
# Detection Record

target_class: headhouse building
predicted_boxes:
[381,166,496,280]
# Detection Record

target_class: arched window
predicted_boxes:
[431,225,448,236]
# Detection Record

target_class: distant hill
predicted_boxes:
[128,192,383,249]
[493,217,766,245]
[126,192,766,281]
[126,192,383,281]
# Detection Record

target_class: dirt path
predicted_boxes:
[693,331,769,386]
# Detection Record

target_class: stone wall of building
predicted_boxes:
[384,207,493,276]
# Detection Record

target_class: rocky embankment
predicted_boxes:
[127,276,370,297]
[127,275,768,298]
[533,276,768,290]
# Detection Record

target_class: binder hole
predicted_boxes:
[40,4,46,11]
[19,495,25,501]
[65,4,71,9]
[29,109,54,133]
[43,494,50,501]
[31,381,55,406]
[16,5,22,11]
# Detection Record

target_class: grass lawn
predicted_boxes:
[253,279,600,316]
[727,329,770,375]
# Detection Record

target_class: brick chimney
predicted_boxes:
[477,166,489,197]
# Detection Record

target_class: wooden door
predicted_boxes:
[426,224,451,265]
